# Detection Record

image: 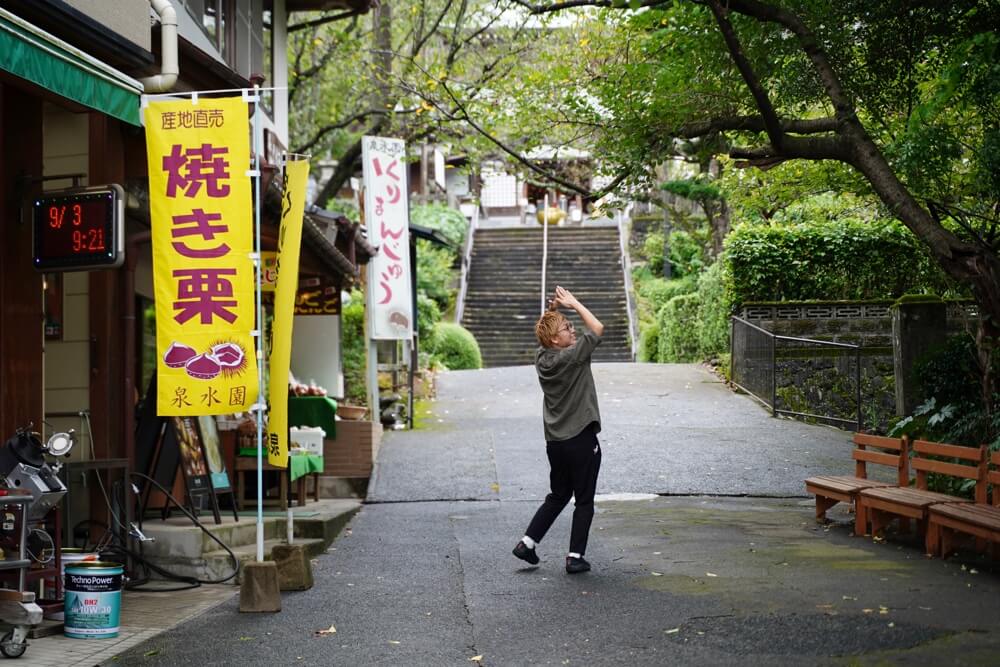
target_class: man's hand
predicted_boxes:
[552,285,604,336]
[553,285,579,309]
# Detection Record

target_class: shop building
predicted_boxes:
[0,0,372,571]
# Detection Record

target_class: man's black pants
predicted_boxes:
[525,424,602,556]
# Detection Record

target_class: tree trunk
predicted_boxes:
[843,122,1000,409]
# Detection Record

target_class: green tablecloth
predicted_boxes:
[237,451,324,482]
[288,396,337,438]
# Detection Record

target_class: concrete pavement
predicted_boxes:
[106,363,1000,666]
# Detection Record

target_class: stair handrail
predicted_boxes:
[540,194,550,314]
[617,209,639,360]
[455,202,479,323]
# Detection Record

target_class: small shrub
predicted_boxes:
[431,322,482,370]
[695,261,730,357]
[639,275,698,315]
[417,241,456,310]
[642,231,665,275]
[638,321,660,362]
[411,203,468,248]
[341,291,367,404]
[667,230,705,278]
[417,293,441,346]
[657,294,701,362]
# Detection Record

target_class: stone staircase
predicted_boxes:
[461,225,633,367]
[138,499,359,584]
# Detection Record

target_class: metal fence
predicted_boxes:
[730,316,862,430]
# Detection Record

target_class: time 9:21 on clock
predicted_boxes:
[32,185,124,271]
[72,228,105,252]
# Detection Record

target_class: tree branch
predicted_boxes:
[509,0,670,14]
[704,0,784,149]
[676,116,839,138]
[293,109,415,154]
[312,117,387,208]
[288,9,367,33]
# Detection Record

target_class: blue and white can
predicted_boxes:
[64,561,123,639]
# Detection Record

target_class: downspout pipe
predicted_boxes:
[139,0,179,92]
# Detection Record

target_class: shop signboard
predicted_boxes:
[362,136,412,340]
[266,158,310,468]
[295,282,340,316]
[144,97,258,416]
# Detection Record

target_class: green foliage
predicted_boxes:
[914,334,982,409]
[410,204,468,249]
[694,261,730,357]
[638,321,660,363]
[657,294,701,362]
[341,290,367,404]
[638,229,705,281]
[638,275,698,315]
[889,397,998,498]
[416,293,441,346]
[416,240,456,311]
[724,218,956,304]
[661,178,722,203]
[430,322,482,370]
[888,334,999,499]
[642,231,665,275]
[667,230,706,278]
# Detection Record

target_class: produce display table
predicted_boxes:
[234,453,323,510]
[288,396,338,439]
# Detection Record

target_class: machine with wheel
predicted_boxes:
[0,426,74,659]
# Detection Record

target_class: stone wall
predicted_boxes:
[736,301,978,432]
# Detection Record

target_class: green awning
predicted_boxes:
[0,8,143,126]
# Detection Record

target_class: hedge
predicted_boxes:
[431,322,482,370]
[694,261,730,358]
[638,274,698,316]
[724,218,955,304]
[657,293,702,362]
[638,321,660,362]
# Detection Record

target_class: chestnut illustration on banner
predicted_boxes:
[184,353,221,380]
[211,342,245,369]
[163,340,248,380]
[163,342,197,368]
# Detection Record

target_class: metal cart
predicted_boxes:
[0,492,43,659]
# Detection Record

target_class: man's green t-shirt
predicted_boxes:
[535,330,602,442]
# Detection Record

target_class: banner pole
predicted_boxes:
[252,84,265,563]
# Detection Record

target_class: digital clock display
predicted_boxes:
[33,186,124,271]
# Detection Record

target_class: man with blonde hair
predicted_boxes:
[513,285,604,574]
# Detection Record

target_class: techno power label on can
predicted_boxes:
[64,564,123,638]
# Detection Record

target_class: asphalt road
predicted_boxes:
[108,363,1000,666]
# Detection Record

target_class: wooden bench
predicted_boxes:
[804,433,908,529]
[927,450,1000,558]
[857,440,987,554]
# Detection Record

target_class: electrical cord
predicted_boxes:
[125,471,241,588]
[48,412,240,591]
[26,528,54,564]
[66,476,241,590]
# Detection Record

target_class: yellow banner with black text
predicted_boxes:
[144,97,258,416]
[266,159,311,467]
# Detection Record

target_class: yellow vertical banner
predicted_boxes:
[144,97,258,416]
[266,159,311,467]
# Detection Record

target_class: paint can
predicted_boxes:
[64,561,123,639]
[60,549,99,599]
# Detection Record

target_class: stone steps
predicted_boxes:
[462,227,633,367]
[138,499,360,585]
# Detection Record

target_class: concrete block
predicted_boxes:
[239,561,281,612]
[273,544,313,591]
